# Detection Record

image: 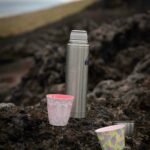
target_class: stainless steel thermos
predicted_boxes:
[66,30,89,118]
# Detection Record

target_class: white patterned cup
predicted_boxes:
[95,125,125,150]
[46,94,74,126]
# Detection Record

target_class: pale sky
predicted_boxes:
[0,0,78,18]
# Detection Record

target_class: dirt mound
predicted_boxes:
[0,11,150,149]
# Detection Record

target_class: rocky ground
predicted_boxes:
[0,1,150,150]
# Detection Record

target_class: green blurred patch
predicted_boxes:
[0,0,95,37]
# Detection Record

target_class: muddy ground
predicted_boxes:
[0,1,150,150]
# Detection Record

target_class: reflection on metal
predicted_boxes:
[66,30,89,118]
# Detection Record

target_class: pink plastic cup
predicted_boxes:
[46,94,74,126]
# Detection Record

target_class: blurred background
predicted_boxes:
[0,0,150,104]
[0,0,93,100]
[0,0,78,18]
[0,0,149,101]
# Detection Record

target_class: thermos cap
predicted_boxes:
[69,30,88,44]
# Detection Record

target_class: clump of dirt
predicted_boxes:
[0,2,150,150]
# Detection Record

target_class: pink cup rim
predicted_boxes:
[46,94,74,100]
[95,124,125,133]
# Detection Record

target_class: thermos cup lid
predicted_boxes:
[69,30,88,44]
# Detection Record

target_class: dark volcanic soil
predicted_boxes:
[0,1,150,150]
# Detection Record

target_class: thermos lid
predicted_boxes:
[69,30,88,44]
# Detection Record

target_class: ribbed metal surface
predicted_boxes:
[113,121,134,137]
[66,30,89,118]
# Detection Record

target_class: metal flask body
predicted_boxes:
[66,30,89,118]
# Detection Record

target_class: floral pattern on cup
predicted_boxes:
[95,125,125,150]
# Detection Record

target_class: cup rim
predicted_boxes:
[95,124,125,133]
[46,94,74,100]
[113,120,134,123]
